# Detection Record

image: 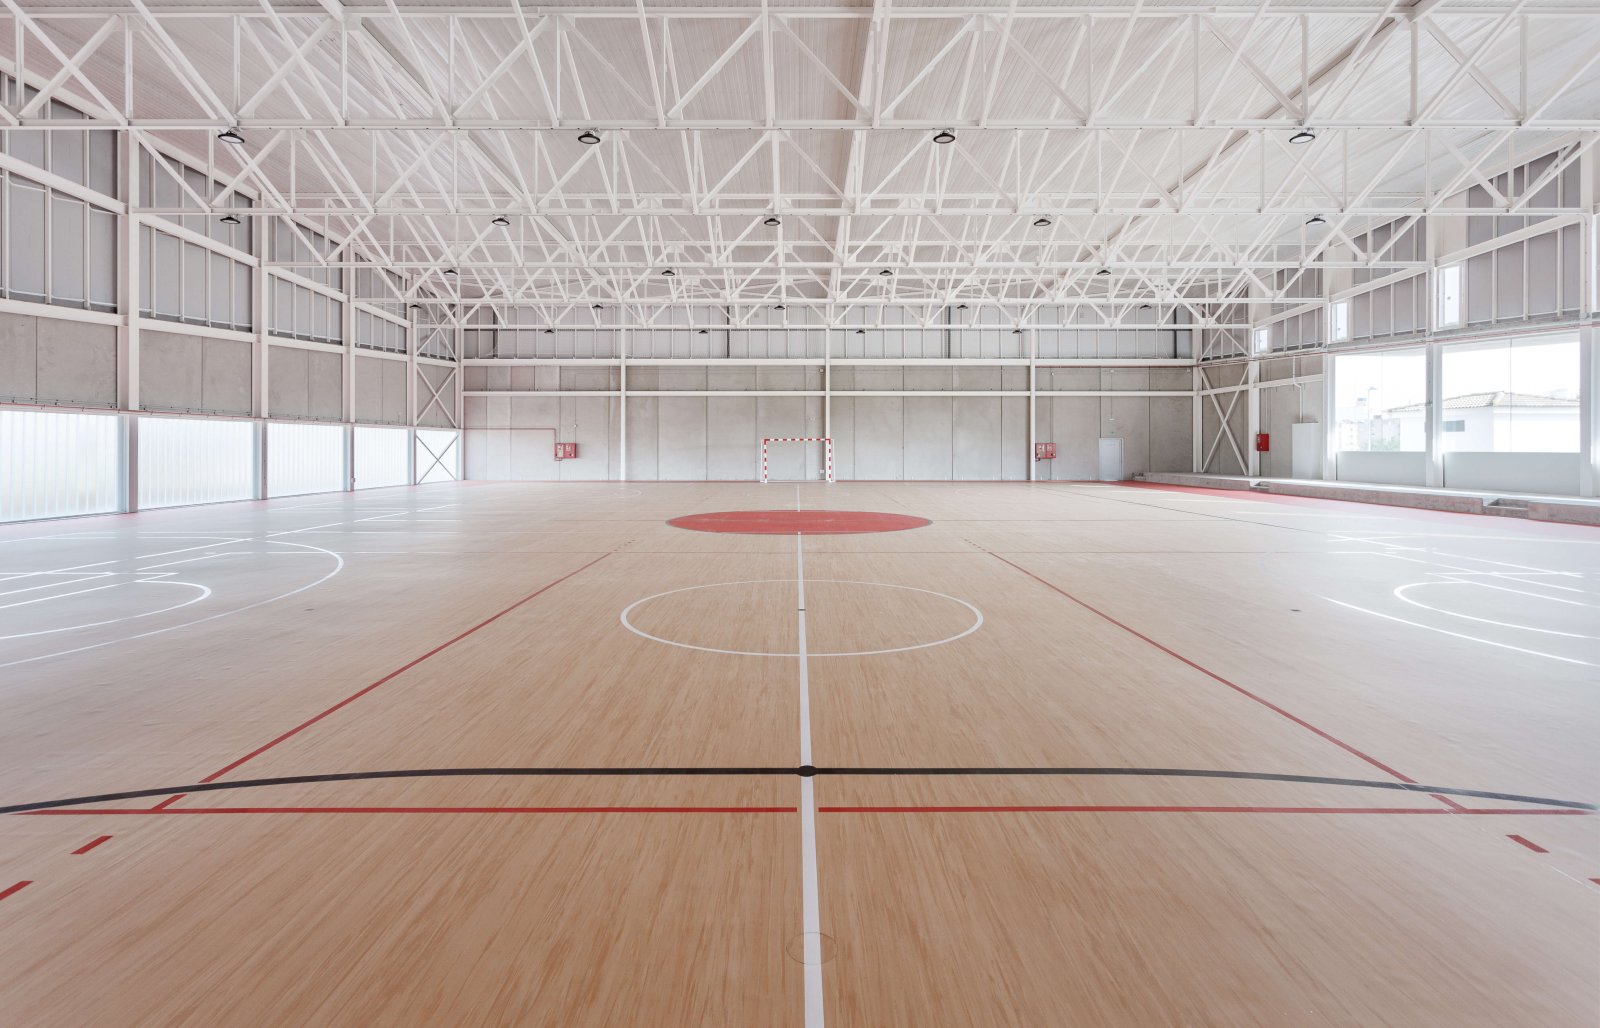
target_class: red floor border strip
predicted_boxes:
[1507,834,1550,852]
[194,553,612,786]
[981,548,1420,785]
[22,806,796,816]
[820,805,1593,815]
[0,881,31,901]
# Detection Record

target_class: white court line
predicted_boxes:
[0,581,127,611]
[0,579,211,640]
[0,540,342,669]
[1392,582,1598,639]
[619,580,983,657]
[1430,574,1599,608]
[795,530,825,1028]
[0,573,113,597]
[1322,596,1596,668]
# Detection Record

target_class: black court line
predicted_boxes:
[1,766,1593,814]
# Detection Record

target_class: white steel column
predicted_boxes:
[1581,325,1598,497]
[619,328,628,482]
[1245,360,1261,477]
[822,331,832,473]
[1027,330,1037,481]
[252,228,270,500]
[1321,357,1338,482]
[116,133,141,513]
[1424,342,1445,488]
[342,281,357,492]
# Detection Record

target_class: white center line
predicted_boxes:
[796,529,825,1028]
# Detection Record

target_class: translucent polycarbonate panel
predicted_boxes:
[267,421,346,497]
[353,426,409,490]
[138,415,255,509]
[415,429,459,483]
[0,408,120,522]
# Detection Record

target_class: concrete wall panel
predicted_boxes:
[709,397,757,479]
[140,330,202,411]
[905,397,953,479]
[308,350,343,420]
[203,338,253,415]
[953,398,1002,479]
[266,345,309,418]
[35,318,115,405]
[853,397,904,479]
[626,397,659,480]
[657,396,708,480]
[0,313,38,400]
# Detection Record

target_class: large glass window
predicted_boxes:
[267,422,346,497]
[1439,334,1580,453]
[138,416,256,509]
[0,409,120,522]
[1334,348,1427,451]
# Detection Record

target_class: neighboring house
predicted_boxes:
[1385,391,1579,451]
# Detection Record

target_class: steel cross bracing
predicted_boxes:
[1,1,1598,323]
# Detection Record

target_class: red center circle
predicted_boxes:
[667,510,931,535]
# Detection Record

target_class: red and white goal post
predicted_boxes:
[760,437,834,483]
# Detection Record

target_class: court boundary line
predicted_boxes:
[14,805,1588,817]
[4,767,1593,815]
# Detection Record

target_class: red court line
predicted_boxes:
[70,835,113,854]
[983,549,1420,785]
[150,794,185,810]
[22,806,796,816]
[195,552,611,785]
[0,881,31,901]
[820,805,1593,815]
[1507,834,1549,852]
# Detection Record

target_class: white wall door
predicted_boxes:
[1097,436,1125,481]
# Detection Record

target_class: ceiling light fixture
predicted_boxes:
[578,129,601,145]
[1033,216,1053,228]
[1306,214,1327,225]
[763,216,781,227]
[220,214,241,226]
[216,127,245,146]
[698,328,709,335]
[592,304,604,310]
[491,215,510,227]
[1289,128,1316,144]
[879,268,893,276]
[933,129,956,144]
[444,268,457,276]
[661,268,675,276]
[1096,268,1110,276]
[773,304,786,310]
[544,328,555,335]
[956,304,968,310]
